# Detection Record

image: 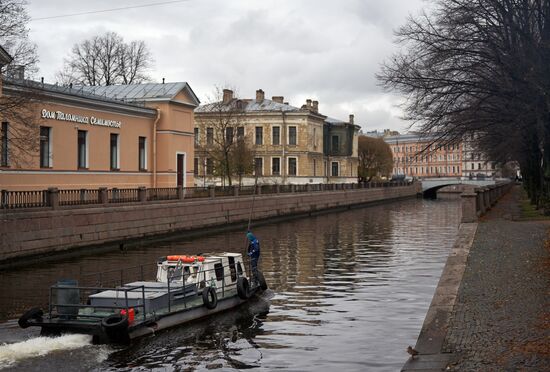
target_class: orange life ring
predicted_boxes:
[167,255,205,263]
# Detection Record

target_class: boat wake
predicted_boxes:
[0,334,93,369]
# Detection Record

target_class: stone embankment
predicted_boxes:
[403,182,549,371]
[0,183,420,265]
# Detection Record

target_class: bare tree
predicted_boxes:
[0,0,38,78]
[195,87,255,186]
[0,0,41,166]
[57,32,153,86]
[378,0,550,207]
[358,136,393,182]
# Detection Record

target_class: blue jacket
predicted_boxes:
[247,232,260,259]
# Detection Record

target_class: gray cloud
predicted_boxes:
[26,0,426,132]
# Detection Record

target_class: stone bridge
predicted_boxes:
[420,178,498,198]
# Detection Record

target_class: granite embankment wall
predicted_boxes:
[0,183,421,263]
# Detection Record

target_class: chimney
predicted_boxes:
[222,89,233,104]
[306,99,312,109]
[272,96,284,104]
[312,100,319,113]
[162,78,165,84]
[256,89,265,103]
[349,114,354,124]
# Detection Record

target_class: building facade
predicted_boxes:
[194,89,359,185]
[0,78,199,191]
[384,133,463,178]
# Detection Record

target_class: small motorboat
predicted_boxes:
[18,252,268,344]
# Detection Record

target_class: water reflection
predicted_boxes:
[0,198,459,371]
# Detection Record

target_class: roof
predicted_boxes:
[79,82,200,107]
[195,97,302,114]
[384,132,437,144]
[3,77,157,116]
[0,45,13,66]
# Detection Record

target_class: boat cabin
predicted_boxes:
[156,253,248,291]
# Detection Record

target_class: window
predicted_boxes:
[313,127,317,148]
[194,127,199,145]
[206,158,213,175]
[206,127,213,145]
[77,130,87,168]
[237,126,244,139]
[272,126,280,145]
[40,126,52,168]
[313,159,316,176]
[194,157,199,176]
[139,136,147,170]
[254,157,263,176]
[1,122,8,167]
[255,126,263,145]
[478,163,481,170]
[331,135,339,152]
[214,263,224,281]
[289,126,297,145]
[272,157,280,175]
[331,161,339,176]
[228,256,237,282]
[288,157,297,176]
[236,262,243,276]
[110,133,119,170]
[225,127,233,144]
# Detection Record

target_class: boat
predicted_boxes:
[17,252,268,344]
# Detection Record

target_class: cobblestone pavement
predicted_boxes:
[443,186,550,371]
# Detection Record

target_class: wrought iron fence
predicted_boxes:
[1,181,412,210]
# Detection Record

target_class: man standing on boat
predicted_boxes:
[246,231,260,277]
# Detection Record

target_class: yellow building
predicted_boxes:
[194,89,359,185]
[0,77,199,191]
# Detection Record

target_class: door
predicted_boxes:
[177,153,185,187]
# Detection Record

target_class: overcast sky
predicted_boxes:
[25,0,427,133]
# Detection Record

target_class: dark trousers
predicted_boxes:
[251,257,258,276]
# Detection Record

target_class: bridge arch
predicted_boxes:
[422,184,454,199]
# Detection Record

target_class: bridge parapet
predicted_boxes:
[461,182,513,223]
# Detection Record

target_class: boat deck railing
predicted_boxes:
[48,258,256,323]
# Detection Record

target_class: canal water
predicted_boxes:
[0,197,460,371]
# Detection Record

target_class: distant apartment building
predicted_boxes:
[194,89,359,185]
[384,133,463,178]
[461,133,498,179]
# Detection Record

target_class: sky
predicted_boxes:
[25,0,428,133]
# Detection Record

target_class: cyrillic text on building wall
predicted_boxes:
[41,109,122,128]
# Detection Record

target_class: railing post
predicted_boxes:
[46,187,59,209]
[209,185,215,198]
[98,187,108,204]
[291,184,296,193]
[305,184,310,192]
[461,191,478,223]
[477,188,486,215]
[138,186,147,202]
[1,190,6,209]
[256,184,262,195]
[276,184,281,194]
[233,185,239,197]
[177,185,185,200]
[483,187,491,211]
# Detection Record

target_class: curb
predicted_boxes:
[401,222,478,371]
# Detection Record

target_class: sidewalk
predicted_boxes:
[403,186,550,371]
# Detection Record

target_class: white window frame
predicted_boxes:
[139,136,148,171]
[254,157,263,176]
[331,161,339,177]
[271,156,281,176]
[288,125,297,145]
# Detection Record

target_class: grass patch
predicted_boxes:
[518,189,550,220]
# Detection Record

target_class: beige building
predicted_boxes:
[194,89,359,185]
[0,77,199,191]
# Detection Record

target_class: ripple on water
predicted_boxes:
[0,198,460,371]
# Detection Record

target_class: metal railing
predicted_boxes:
[1,181,413,210]
[0,190,47,209]
[46,257,256,324]
[59,189,100,206]
[108,188,139,203]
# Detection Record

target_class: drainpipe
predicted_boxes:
[153,108,161,188]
